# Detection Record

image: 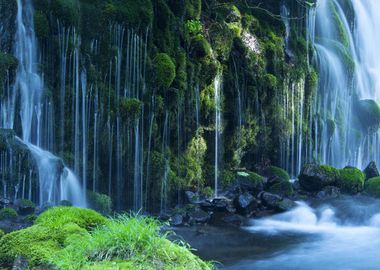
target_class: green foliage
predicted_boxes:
[364,176,380,197]
[0,229,3,239]
[87,191,113,215]
[153,53,176,88]
[221,169,235,187]
[51,0,81,27]
[0,208,17,221]
[181,128,207,188]
[190,36,211,60]
[34,11,49,39]
[265,166,290,181]
[184,0,201,20]
[35,206,107,231]
[102,0,153,28]
[50,215,212,270]
[336,167,365,194]
[0,52,18,92]
[119,97,143,122]
[185,20,203,38]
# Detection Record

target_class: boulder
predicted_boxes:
[234,192,258,216]
[316,186,340,200]
[187,208,211,224]
[170,214,185,227]
[364,161,379,180]
[336,167,364,194]
[265,176,294,197]
[14,199,35,216]
[298,164,339,192]
[259,192,296,212]
[236,171,264,194]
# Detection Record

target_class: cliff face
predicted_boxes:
[0,0,315,211]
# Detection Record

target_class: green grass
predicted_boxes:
[0,207,212,269]
[50,215,213,270]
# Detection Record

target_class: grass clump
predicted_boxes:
[0,208,18,221]
[336,167,365,194]
[50,215,212,270]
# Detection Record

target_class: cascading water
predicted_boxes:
[214,73,222,198]
[308,0,380,169]
[0,0,86,206]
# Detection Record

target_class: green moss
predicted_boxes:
[34,11,49,39]
[356,99,380,133]
[16,199,35,208]
[247,172,264,184]
[0,208,17,221]
[0,230,3,239]
[336,167,365,194]
[184,0,201,20]
[265,166,290,181]
[51,0,81,27]
[87,191,113,216]
[364,176,380,197]
[119,97,143,121]
[153,53,176,88]
[50,215,212,270]
[267,180,294,197]
[190,36,211,60]
[35,207,107,231]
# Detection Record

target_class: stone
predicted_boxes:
[170,214,184,226]
[234,192,258,216]
[188,208,211,224]
[316,186,340,200]
[298,164,339,192]
[364,161,379,180]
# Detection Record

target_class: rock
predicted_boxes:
[188,208,211,224]
[298,163,339,192]
[265,176,294,197]
[184,191,197,203]
[236,171,264,194]
[364,161,379,180]
[0,197,11,207]
[234,192,258,216]
[259,192,295,212]
[170,214,184,226]
[316,186,340,200]
[336,167,364,194]
[261,166,290,181]
[14,199,35,216]
[12,256,28,270]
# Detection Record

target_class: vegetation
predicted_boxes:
[153,53,176,88]
[0,208,17,221]
[336,167,365,194]
[0,207,212,269]
[364,176,380,197]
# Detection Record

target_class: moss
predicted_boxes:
[263,73,277,90]
[0,52,18,89]
[34,11,49,39]
[35,207,107,231]
[102,0,153,28]
[0,230,3,239]
[364,176,380,197]
[87,191,113,216]
[356,99,380,133]
[336,167,365,194]
[153,53,176,88]
[190,36,211,60]
[0,222,88,267]
[51,0,81,27]
[265,166,290,181]
[50,215,212,270]
[184,0,201,20]
[247,172,264,184]
[0,208,17,221]
[267,180,294,197]
[119,97,143,122]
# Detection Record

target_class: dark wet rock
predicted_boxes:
[299,163,339,192]
[184,191,197,203]
[265,176,294,197]
[221,214,246,226]
[199,200,213,211]
[316,186,340,200]
[259,192,295,212]
[292,180,301,191]
[14,199,35,216]
[188,208,211,224]
[0,197,11,207]
[12,256,28,270]
[236,171,264,194]
[170,214,185,226]
[364,161,379,180]
[234,192,258,216]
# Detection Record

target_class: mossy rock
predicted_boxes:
[299,164,340,192]
[236,171,264,192]
[364,176,380,197]
[14,199,36,215]
[190,36,211,60]
[262,166,290,181]
[87,191,113,216]
[336,167,365,194]
[266,177,294,197]
[153,53,176,88]
[35,207,107,231]
[0,208,17,221]
[0,222,89,267]
[356,99,380,133]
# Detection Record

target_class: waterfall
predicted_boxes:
[307,0,380,169]
[0,0,86,206]
[214,73,222,197]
